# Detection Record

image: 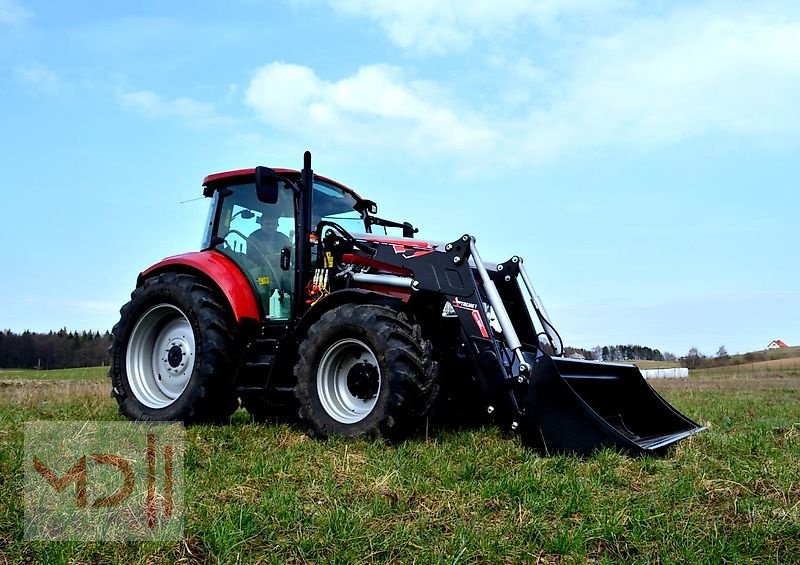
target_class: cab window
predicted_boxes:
[312,180,365,234]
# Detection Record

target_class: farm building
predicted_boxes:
[767,339,789,349]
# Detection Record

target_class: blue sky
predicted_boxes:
[1,0,797,357]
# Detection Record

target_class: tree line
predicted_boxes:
[564,344,675,362]
[0,329,743,373]
[0,329,111,370]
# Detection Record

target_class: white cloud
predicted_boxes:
[517,7,800,158]
[0,0,30,25]
[119,89,232,127]
[15,62,61,95]
[327,0,628,54]
[280,5,800,164]
[244,62,498,156]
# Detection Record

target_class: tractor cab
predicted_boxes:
[200,168,368,321]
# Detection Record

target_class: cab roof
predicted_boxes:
[202,168,365,202]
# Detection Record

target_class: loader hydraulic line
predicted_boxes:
[517,259,563,355]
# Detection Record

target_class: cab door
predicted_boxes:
[213,181,296,320]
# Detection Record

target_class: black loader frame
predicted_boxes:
[310,224,704,455]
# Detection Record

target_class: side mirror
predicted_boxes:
[255,166,279,204]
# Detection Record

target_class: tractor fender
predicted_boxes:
[137,250,260,324]
[293,289,404,338]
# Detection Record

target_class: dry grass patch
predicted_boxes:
[0,379,109,405]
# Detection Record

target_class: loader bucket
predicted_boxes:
[521,356,704,455]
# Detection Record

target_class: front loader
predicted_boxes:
[110,152,703,455]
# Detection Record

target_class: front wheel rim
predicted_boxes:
[317,338,381,424]
[126,304,196,409]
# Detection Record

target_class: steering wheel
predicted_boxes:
[222,229,250,252]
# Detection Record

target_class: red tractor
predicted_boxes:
[110,152,703,454]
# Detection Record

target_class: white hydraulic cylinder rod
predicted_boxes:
[351,272,414,289]
[518,259,545,313]
[469,240,529,372]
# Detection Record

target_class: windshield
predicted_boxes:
[312,180,365,234]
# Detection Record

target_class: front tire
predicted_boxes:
[109,273,240,423]
[294,304,438,440]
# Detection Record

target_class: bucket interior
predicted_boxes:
[523,356,704,454]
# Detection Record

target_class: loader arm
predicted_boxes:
[312,227,704,455]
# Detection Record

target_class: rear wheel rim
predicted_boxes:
[317,338,381,424]
[126,304,196,409]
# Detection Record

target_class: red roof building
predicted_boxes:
[767,340,789,349]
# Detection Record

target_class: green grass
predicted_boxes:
[693,359,800,378]
[1,372,798,563]
[0,366,108,381]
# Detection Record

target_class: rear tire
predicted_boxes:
[109,272,240,423]
[294,304,438,440]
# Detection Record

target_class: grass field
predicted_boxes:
[623,349,800,376]
[753,345,800,361]
[0,366,108,381]
[1,368,798,563]
[692,357,800,378]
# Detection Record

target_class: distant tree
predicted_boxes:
[664,351,677,361]
[683,347,704,369]
[563,346,592,360]
[716,345,728,358]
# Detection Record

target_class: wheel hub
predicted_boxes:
[316,338,382,424]
[347,361,379,400]
[163,339,190,376]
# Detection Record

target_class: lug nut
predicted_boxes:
[453,256,461,264]
[511,421,519,431]
[512,257,519,263]
[504,275,511,282]
[497,264,504,271]
[487,406,494,414]
[517,376,525,384]
[445,243,453,251]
